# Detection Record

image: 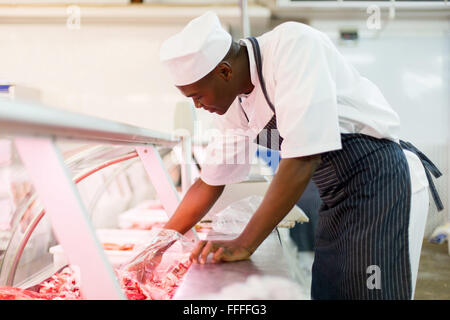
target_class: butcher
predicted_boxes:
[159,11,443,299]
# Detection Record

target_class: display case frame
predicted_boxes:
[0,98,197,299]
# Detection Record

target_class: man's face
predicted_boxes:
[176,68,236,115]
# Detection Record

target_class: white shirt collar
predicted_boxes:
[237,39,258,100]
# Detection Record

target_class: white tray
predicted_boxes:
[118,207,169,230]
[49,228,158,269]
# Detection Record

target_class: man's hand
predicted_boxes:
[125,239,177,283]
[189,155,321,265]
[190,239,252,264]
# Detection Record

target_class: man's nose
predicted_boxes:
[193,99,203,109]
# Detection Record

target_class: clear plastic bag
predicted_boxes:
[211,196,263,235]
[117,228,195,300]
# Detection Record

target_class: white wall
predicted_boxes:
[0,5,270,134]
[0,23,187,133]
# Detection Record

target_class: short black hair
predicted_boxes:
[221,40,240,62]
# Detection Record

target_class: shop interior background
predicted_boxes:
[0,1,448,238]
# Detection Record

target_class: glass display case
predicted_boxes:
[0,98,195,299]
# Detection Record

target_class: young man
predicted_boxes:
[159,11,442,299]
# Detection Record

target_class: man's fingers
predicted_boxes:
[200,241,214,264]
[212,247,224,263]
[190,240,207,263]
[191,241,238,264]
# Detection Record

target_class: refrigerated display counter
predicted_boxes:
[0,98,300,300]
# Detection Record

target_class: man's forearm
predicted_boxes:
[164,178,225,235]
[236,155,321,253]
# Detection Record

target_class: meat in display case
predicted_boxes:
[0,98,198,300]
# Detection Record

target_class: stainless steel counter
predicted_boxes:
[173,230,291,299]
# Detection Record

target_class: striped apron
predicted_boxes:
[243,37,443,300]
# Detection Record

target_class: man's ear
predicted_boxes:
[216,61,233,81]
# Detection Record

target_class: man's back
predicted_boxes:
[253,21,401,142]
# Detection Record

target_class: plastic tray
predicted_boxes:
[118,207,169,230]
[49,228,158,269]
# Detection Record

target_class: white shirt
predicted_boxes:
[200,22,401,186]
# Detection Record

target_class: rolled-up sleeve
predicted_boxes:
[272,26,342,158]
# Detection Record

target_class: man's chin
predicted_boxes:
[215,109,226,115]
[214,106,230,115]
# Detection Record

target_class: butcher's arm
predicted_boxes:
[190,155,321,263]
[237,155,320,252]
[164,178,225,235]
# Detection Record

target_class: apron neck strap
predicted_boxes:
[246,37,276,113]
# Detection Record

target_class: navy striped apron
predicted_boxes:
[243,37,443,300]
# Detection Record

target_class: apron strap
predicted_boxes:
[400,140,444,211]
[245,37,283,150]
[246,36,276,113]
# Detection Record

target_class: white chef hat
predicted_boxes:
[159,11,232,86]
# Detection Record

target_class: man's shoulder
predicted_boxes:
[260,21,320,41]
[258,21,325,56]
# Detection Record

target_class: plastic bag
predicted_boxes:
[117,228,195,300]
[212,196,263,235]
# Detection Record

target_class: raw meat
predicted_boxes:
[118,260,191,300]
[194,223,212,233]
[0,266,82,300]
[119,274,148,300]
[0,286,54,300]
[0,259,190,300]
[102,242,135,251]
[0,230,193,300]
[126,221,166,231]
[38,266,82,300]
